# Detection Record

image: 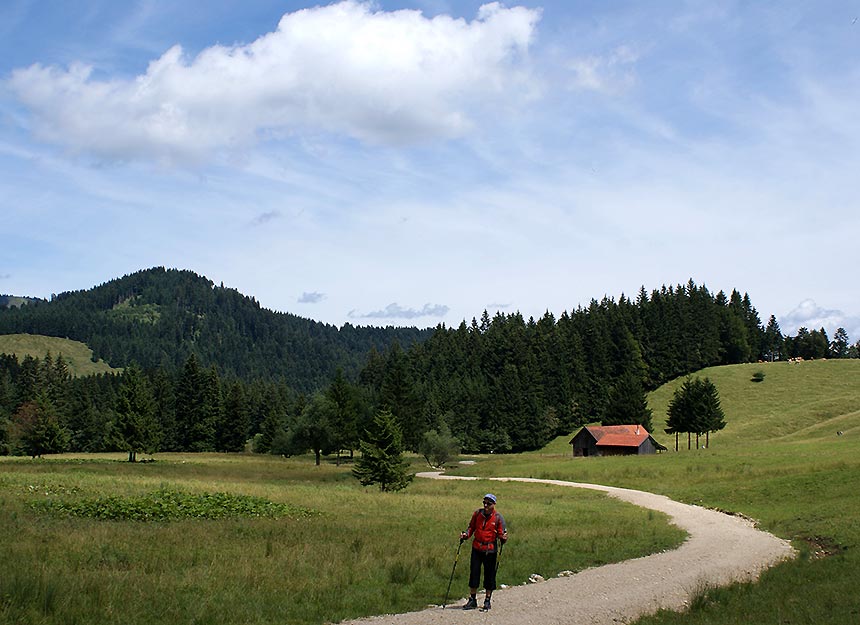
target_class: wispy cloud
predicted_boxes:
[567,45,640,94]
[252,210,281,226]
[349,302,450,320]
[298,291,325,304]
[7,1,540,164]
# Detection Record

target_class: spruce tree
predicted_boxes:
[603,371,653,433]
[830,328,850,359]
[218,381,249,452]
[327,368,359,463]
[353,409,413,492]
[114,363,160,461]
[665,376,726,450]
[698,377,726,448]
[12,392,69,458]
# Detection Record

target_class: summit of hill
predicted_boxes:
[0,267,431,391]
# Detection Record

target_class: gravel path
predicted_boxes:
[338,472,795,625]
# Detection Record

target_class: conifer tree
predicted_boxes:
[353,409,413,491]
[830,328,850,359]
[175,354,211,451]
[11,392,69,457]
[257,402,285,454]
[327,368,359,463]
[763,315,784,362]
[665,376,726,450]
[218,381,249,452]
[603,371,653,433]
[379,343,422,450]
[114,363,160,461]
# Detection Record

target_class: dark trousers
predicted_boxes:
[468,548,498,592]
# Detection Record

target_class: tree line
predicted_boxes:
[0,350,370,460]
[356,281,859,454]
[2,279,858,461]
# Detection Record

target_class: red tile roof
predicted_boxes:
[586,425,651,448]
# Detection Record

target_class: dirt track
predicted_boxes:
[338,472,795,625]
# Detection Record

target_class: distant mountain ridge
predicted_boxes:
[0,267,431,391]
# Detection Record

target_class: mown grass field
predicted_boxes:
[0,333,119,376]
[457,359,860,624]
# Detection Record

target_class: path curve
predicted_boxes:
[339,472,795,625]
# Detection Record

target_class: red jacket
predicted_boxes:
[465,508,506,553]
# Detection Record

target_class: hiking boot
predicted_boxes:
[463,597,478,610]
[482,598,492,611]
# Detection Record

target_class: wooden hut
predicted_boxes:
[569,425,666,457]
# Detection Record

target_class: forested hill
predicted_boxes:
[0,267,431,391]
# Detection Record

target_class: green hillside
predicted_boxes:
[456,360,860,625]
[647,359,860,446]
[0,333,120,377]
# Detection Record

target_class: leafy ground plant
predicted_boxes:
[31,487,318,521]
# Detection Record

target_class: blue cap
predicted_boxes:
[483,493,496,503]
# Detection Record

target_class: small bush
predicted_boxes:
[751,371,766,383]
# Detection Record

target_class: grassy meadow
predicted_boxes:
[2,358,859,624]
[0,453,684,625]
[0,334,119,377]
[456,359,860,624]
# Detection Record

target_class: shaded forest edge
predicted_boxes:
[1,269,857,458]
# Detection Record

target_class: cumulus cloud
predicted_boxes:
[298,291,326,304]
[780,299,860,340]
[8,1,540,164]
[349,302,450,319]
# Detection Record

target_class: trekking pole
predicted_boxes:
[442,537,465,609]
[495,541,504,577]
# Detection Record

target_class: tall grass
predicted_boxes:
[0,453,684,625]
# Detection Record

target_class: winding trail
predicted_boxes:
[339,472,795,625]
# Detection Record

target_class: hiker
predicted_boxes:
[460,493,507,611]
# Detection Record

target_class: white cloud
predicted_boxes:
[7,1,540,164]
[349,302,450,319]
[567,45,639,94]
[780,299,860,342]
[298,291,326,304]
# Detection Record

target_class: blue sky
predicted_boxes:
[2,1,859,340]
